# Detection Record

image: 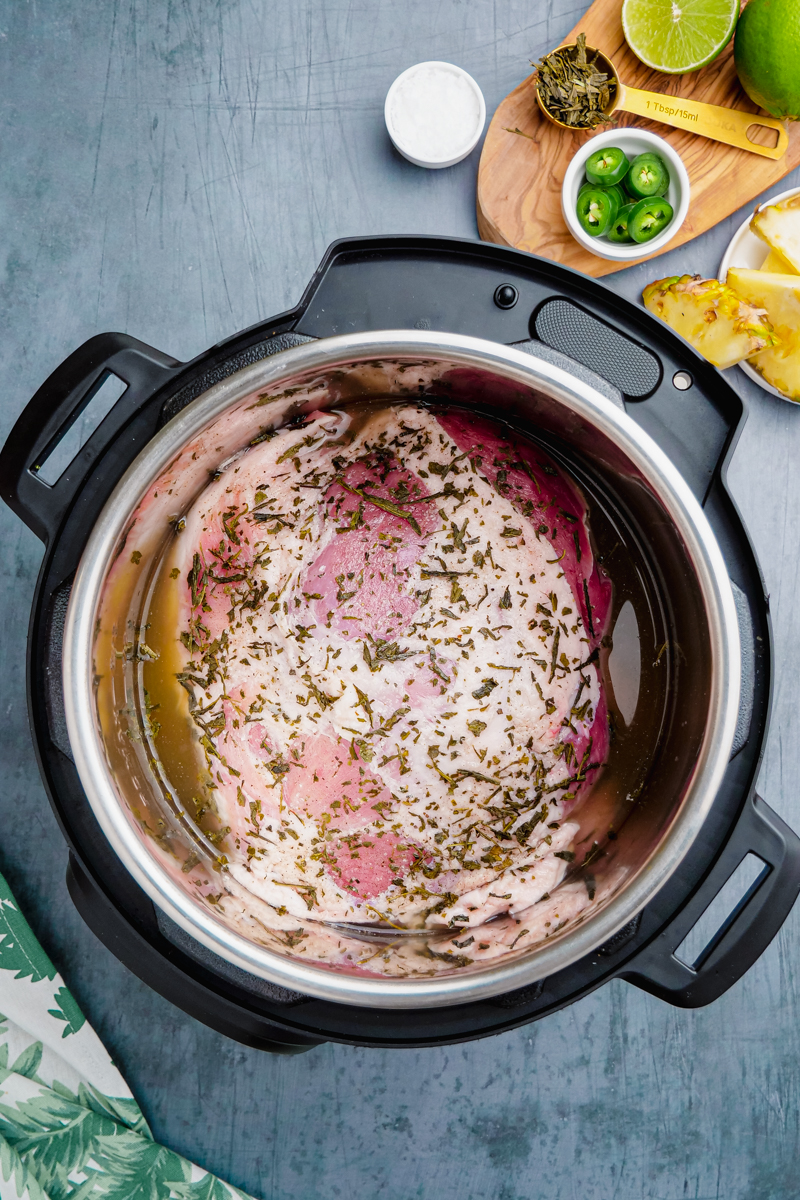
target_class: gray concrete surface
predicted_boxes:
[2,2,800,1197]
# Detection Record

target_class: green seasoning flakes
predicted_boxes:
[534,33,616,129]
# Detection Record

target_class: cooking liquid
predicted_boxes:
[126,400,671,918]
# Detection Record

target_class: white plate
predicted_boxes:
[718,185,800,401]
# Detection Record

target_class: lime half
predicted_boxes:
[622,0,739,74]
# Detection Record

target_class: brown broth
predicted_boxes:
[564,456,671,858]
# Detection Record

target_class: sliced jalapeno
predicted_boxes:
[624,153,670,199]
[628,196,674,243]
[585,146,629,187]
[606,203,636,244]
[605,184,627,210]
[579,181,625,207]
[576,186,620,237]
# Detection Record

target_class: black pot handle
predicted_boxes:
[0,333,179,545]
[620,793,800,1007]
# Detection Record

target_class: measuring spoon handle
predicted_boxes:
[618,85,789,160]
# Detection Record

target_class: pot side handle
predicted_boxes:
[619,793,800,1007]
[0,333,179,545]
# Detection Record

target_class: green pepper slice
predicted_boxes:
[575,186,619,237]
[624,153,670,199]
[628,196,674,243]
[585,146,629,187]
[605,184,627,210]
[581,180,626,206]
[606,203,636,244]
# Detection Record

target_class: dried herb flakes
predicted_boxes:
[534,33,616,130]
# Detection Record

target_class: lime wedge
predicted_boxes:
[622,0,739,74]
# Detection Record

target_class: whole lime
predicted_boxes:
[734,0,800,119]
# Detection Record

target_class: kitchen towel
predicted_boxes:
[0,868,253,1200]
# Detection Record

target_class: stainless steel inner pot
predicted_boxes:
[62,331,740,1009]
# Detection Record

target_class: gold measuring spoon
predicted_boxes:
[536,43,789,160]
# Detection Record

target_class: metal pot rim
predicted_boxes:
[62,330,741,1009]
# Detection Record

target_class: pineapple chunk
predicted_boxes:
[750,196,800,273]
[642,275,777,369]
[759,248,798,275]
[727,267,800,401]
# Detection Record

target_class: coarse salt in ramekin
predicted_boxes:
[385,61,486,169]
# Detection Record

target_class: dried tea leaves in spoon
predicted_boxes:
[534,33,617,129]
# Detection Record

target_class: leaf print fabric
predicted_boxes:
[0,871,252,1200]
[0,895,55,984]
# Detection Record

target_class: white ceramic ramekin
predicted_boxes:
[562,128,690,262]
[384,61,486,169]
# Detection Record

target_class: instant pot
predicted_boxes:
[2,235,798,1053]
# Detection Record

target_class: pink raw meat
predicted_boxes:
[436,407,612,649]
[168,402,615,967]
[326,832,418,900]
[282,734,419,899]
[305,456,439,642]
[184,508,257,645]
[283,733,393,832]
[437,407,612,806]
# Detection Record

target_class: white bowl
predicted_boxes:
[718,185,800,402]
[561,128,690,262]
[384,61,486,169]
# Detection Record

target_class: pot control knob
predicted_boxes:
[494,283,519,309]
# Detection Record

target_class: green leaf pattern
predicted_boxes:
[0,870,253,1200]
[0,898,56,984]
[9,1043,44,1084]
[47,990,85,1040]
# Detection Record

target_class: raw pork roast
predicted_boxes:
[172,403,611,975]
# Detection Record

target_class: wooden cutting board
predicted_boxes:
[476,3,800,277]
